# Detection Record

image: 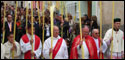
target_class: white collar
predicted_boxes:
[7,41,13,46]
[27,33,35,41]
[53,35,60,40]
[27,33,31,37]
[7,21,12,24]
[27,33,34,38]
[93,37,98,40]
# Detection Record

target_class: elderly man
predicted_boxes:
[103,18,124,59]
[70,25,98,59]
[43,26,68,59]
[91,29,107,59]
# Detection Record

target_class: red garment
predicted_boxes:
[16,21,22,29]
[97,37,104,59]
[22,34,40,59]
[52,38,63,59]
[16,22,21,27]
[70,35,98,59]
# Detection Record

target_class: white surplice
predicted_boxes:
[103,28,124,58]
[45,24,50,37]
[93,38,107,58]
[20,33,42,59]
[4,41,21,59]
[77,41,89,59]
[1,43,5,59]
[43,35,68,59]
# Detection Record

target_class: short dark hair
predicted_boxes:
[7,32,13,37]
[7,14,12,17]
[35,16,38,19]
[28,23,35,29]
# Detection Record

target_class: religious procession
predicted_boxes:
[1,1,124,59]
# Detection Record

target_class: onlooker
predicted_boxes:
[83,14,91,27]
[90,15,99,32]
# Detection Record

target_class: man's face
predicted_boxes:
[28,27,35,35]
[21,10,24,14]
[114,22,121,30]
[11,7,14,11]
[82,27,89,37]
[8,34,14,43]
[53,27,59,38]
[7,15,12,22]
[92,30,99,39]
[29,9,31,13]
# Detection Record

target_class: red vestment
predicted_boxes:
[52,38,63,59]
[22,34,40,59]
[97,37,104,59]
[70,35,98,59]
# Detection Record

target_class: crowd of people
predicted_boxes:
[1,2,124,59]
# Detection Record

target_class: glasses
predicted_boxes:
[95,33,99,35]
[83,31,89,34]
[54,31,59,33]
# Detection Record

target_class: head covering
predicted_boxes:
[114,18,121,23]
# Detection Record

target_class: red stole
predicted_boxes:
[98,37,104,59]
[70,35,98,59]
[52,38,63,59]
[22,34,40,59]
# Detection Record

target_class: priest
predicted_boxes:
[103,18,124,59]
[91,28,107,59]
[43,26,68,59]
[70,25,98,59]
[20,23,42,59]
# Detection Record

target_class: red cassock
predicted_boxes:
[70,35,98,59]
[21,34,40,59]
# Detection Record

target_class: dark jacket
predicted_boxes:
[4,21,18,43]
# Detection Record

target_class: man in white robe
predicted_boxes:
[103,18,124,59]
[92,29,107,59]
[43,26,68,59]
[4,32,21,59]
[20,24,42,59]
[1,43,5,59]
